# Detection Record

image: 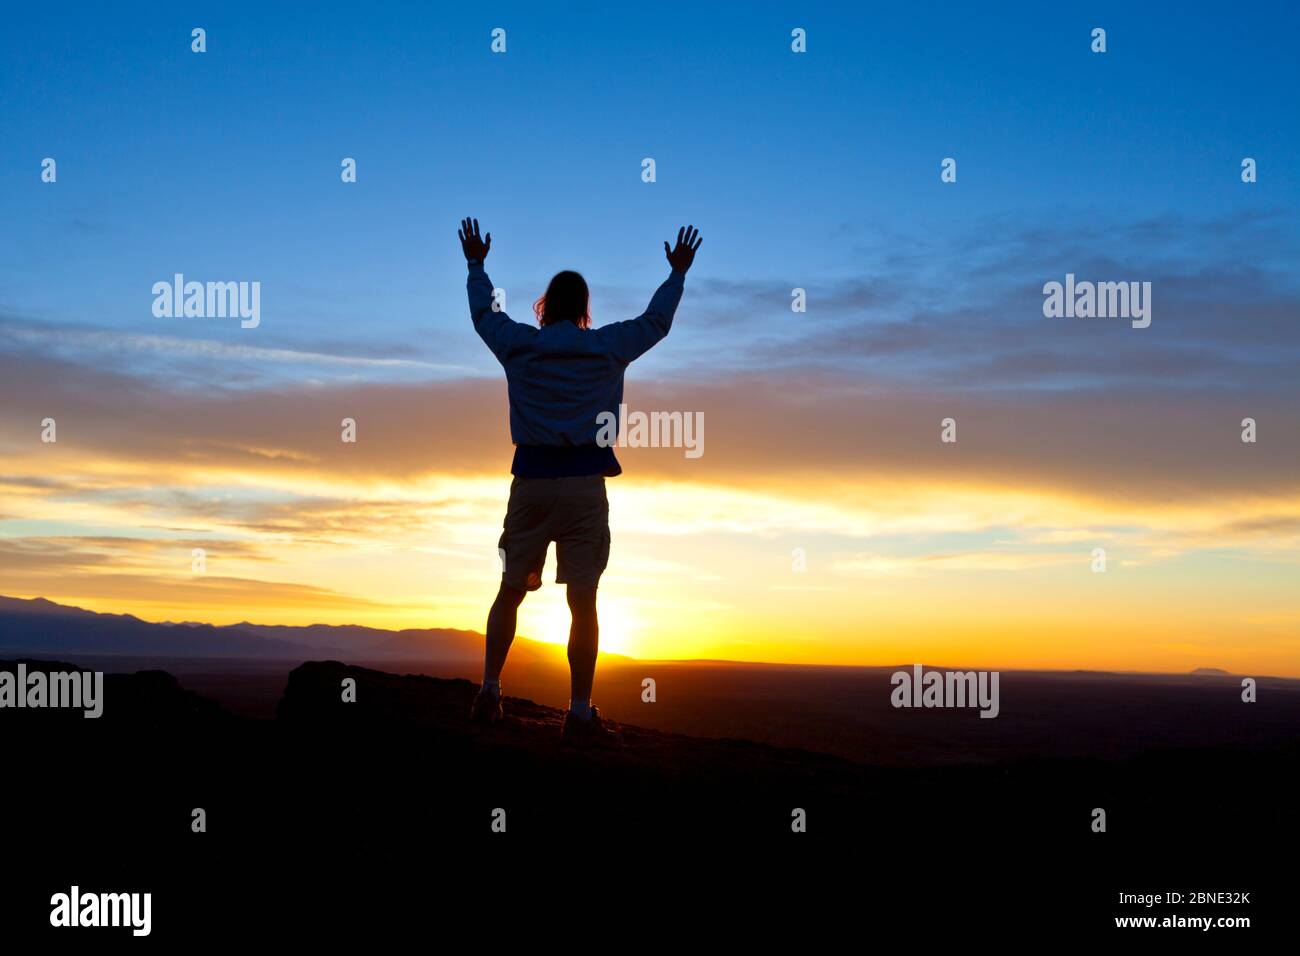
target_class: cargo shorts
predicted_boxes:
[497,476,610,592]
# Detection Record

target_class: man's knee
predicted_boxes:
[495,582,527,608]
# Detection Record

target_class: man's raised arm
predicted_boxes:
[596,225,702,366]
[459,216,523,362]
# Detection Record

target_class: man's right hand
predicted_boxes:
[664,225,702,273]
[458,217,492,262]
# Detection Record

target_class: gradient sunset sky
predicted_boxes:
[2,3,1298,675]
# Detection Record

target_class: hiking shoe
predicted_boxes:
[470,688,503,725]
[560,706,624,749]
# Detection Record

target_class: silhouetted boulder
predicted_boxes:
[1,658,233,727]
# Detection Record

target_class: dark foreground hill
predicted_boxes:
[3,658,1294,939]
[6,656,1296,839]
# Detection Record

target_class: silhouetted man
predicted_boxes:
[459,217,701,746]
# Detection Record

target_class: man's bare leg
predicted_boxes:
[484,582,526,686]
[566,584,599,717]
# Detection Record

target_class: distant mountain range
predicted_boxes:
[0,595,1239,678]
[0,594,509,664]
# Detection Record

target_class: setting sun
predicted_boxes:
[520,587,641,658]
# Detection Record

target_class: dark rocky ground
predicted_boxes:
[2,658,1292,942]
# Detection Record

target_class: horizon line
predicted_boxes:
[3,593,1286,682]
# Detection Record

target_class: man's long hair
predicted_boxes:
[533,271,591,329]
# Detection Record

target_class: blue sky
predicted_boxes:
[3,1,1297,392]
